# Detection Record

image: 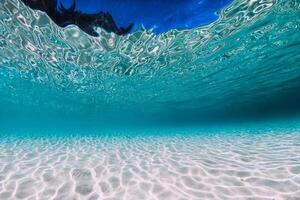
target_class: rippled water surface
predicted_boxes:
[0,0,299,124]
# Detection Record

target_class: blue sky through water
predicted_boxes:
[59,0,232,33]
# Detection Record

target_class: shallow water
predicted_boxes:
[0,0,300,199]
[0,0,299,124]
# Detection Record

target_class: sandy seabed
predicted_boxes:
[0,130,299,200]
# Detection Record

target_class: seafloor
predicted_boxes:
[0,125,299,200]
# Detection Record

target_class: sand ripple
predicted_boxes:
[0,130,299,200]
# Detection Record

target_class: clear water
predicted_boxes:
[0,0,300,126]
[0,121,300,199]
[0,0,300,199]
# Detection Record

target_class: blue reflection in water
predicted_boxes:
[59,0,232,33]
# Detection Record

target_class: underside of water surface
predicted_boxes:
[0,0,300,199]
[57,0,232,34]
[0,0,299,127]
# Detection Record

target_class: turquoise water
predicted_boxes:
[1,0,300,130]
[0,0,300,199]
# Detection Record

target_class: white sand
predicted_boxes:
[0,130,299,200]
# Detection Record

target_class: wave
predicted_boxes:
[0,0,300,125]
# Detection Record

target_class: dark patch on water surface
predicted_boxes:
[21,0,133,36]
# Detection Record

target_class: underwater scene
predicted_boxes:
[0,0,300,199]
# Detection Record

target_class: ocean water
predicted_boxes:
[0,0,300,199]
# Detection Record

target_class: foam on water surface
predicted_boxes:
[0,125,300,200]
